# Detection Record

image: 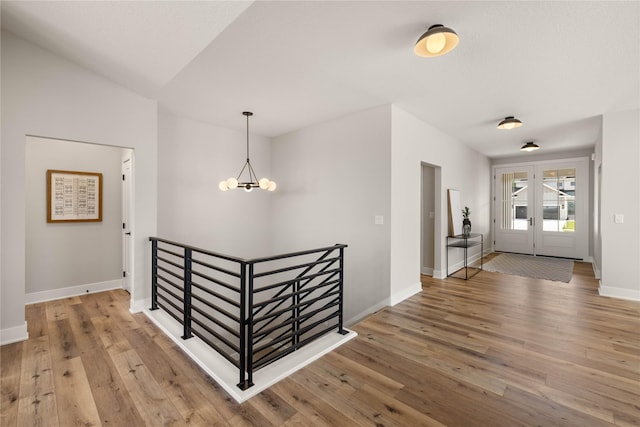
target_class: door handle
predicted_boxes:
[529,217,534,226]
[125,232,131,235]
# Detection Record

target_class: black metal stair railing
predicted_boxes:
[149,237,347,390]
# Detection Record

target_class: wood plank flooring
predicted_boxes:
[2,260,639,426]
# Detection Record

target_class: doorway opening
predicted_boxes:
[493,158,588,260]
[421,163,442,277]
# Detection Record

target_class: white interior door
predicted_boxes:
[534,159,588,259]
[494,166,535,254]
[122,158,132,292]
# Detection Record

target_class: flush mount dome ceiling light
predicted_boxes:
[497,116,523,130]
[414,24,459,57]
[521,141,540,152]
[219,112,276,192]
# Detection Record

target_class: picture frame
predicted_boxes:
[47,169,102,223]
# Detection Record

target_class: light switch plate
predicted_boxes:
[375,215,384,225]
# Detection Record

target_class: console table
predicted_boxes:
[446,233,483,279]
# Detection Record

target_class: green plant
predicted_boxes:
[462,206,471,219]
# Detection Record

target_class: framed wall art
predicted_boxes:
[47,170,102,223]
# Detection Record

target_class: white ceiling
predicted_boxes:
[2,1,639,159]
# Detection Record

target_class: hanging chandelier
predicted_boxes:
[219,112,276,192]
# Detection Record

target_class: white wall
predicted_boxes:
[157,112,271,258]
[390,106,491,295]
[599,109,640,299]
[25,137,124,293]
[1,31,157,343]
[270,106,392,324]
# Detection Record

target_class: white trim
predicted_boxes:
[433,269,445,279]
[1,322,29,345]
[143,308,356,403]
[345,298,390,326]
[390,282,422,306]
[421,267,434,276]
[25,279,122,304]
[591,259,601,279]
[598,284,640,301]
[129,297,151,314]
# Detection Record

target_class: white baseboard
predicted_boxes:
[591,260,601,279]
[1,322,29,345]
[433,269,445,279]
[390,282,422,306]
[598,283,640,301]
[345,298,390,326]
[129,297,151,314]
[25,279,123,304]
[421,267,434,276]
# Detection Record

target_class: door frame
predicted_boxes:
[492,156,590,260]
[122,152,134,293]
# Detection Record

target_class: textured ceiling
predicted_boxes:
[2,1,639,158]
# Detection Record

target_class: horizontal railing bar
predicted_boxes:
[254,300,339,342]
[297,278,340,300]
[191,270,240,293]
[192,258,242,280]
[253,279,340,310]
[156,273,183,292]
[156,301,184,325]
[191,302,240,336]
[155,281,184,304]
[253,314,293,343]
[254,323,337,370]
[253,289,340,325]
[298,284,340,312]
[157,255,183,270]
[253,249,335,319]
[191,293,240,323]
[249,244,347,264]
[191,329,240,369]
[254,311,337,355]
[150,237,248,264]
[253,325,337,370]
[191,317,240,354]
[252,256,339,279]
[157,264,184,282]
[156,294,184,317]
[192,281,240,308]
[253,303,338,345]
[300,295,340,316]
[156,246,184,260]
[254,268,341,294]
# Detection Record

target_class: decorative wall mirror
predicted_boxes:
[447,189,462,236]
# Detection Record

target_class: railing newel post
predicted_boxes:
[150,238,158,310]
[182,248,193,339]
[338,246,347,335]
[238,261,247,389]
[247,262,255,388]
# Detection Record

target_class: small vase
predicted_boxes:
[462,219,471,237]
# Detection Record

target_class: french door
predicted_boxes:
[494,159,588,260]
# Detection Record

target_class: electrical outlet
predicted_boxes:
[614,214,624,224]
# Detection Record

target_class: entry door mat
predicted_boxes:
[483,253,574,283]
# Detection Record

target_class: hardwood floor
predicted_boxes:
[2,260,639,426]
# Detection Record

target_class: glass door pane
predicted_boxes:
[541,168,576,233]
